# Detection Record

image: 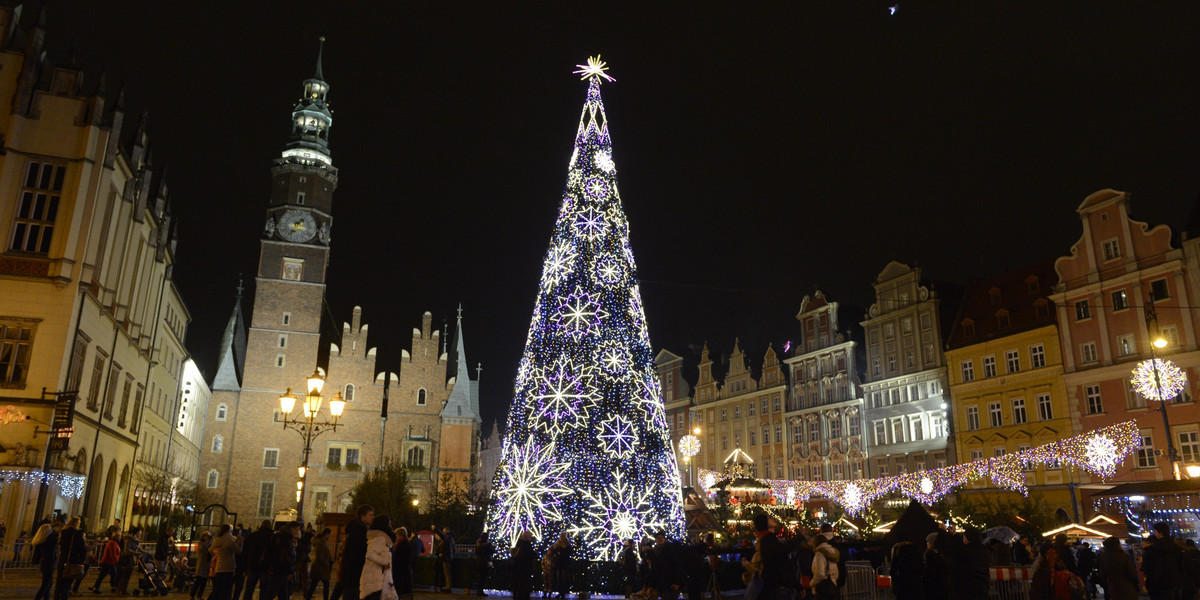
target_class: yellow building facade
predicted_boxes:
[946,260,1081,520]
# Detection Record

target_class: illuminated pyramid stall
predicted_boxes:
[486,57,686,559]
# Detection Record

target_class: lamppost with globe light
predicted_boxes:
[1132,294,1186,480]
[278,369,346,521]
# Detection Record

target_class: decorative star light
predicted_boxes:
[598,343,631,377]
[573,55,615,83]
[1130,358,1187,401]
[919,476,934,495]
[569,471,667,560]
[552,289,606,338]
[596,256,625,285]
[595,151,615,173]
[612,510,638,540]
[599,415,638,458]
[531,357,594,434]
[1086,434,1119,477]
[542,242,577,288]
[492,437,572,547]
[678,434,701,457]
[586,178,608,199]
[574,207,608,240]
[844,483,865,514]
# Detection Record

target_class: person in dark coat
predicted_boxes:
[297,526,314,596]
[890,540,925,600]
[1181,539,1200,600]
[54,517,87,600]
[441,528,457,593]
[550,534,573,599]
[923,532,950,600]
[652,531,685,600]
[682,536,708,600]
[1052,533,1078,575]
[156,526,178,572]
[1030,547,1068,600]
[391,527,413,600]
[242,520,276,600]
[948,529,990,600]
[330,505,373,600]
[1143,522,1183,600]
[474,533,495,596]
[511,531,536,600]
[33,519,61,600]
[620,540,639,597]
[267,522,300,600]
[1076,542,1097,598]
[1096,537,1139,600]
[307,528,333,600]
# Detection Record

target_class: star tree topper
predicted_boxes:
[573,55,616,83]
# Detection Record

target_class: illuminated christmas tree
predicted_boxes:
[486,57,686,560]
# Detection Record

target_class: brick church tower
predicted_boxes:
[198,41,481,523]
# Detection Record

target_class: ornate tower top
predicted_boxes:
[282,37,333,167]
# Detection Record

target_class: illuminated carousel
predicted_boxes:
[703,448,798,525]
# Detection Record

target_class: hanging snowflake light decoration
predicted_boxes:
[919,476,934,495]
[678,434,701,457]
[843,483,865,514]
[1130,359,1187,401]
[1085,434,1120,477]
[702,472,717,490]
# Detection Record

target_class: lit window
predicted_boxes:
[1075,300,1091,321]
[1137,432,1156,468]
[1116,334,1136,357]
[1111,290,1128,311]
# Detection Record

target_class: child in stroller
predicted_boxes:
[169,554,195,592]
[132,552,170,596]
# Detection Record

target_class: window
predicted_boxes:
[1111,289,1128,311]
[849,415,860,436]
[417,388,427,405]
[328,447,342,465]
[967,406,979,431]
[749,432,757,446]
[278,335,288,349]
[406,446,425,468]
[912,418,923,441]
[1179,431,1200,464]
[117,376,132,427]
[9,162,65,254]
[761,399,768,414]
[1080,342,1098,364]
[1150,278,1169,301]
[211,435,223,453]
[263,448,279,469]
[872,359,880,377]
[885,323,895,339]
[808,421,819,442]
[773,397,781,412]
[206,470,219,489]
[296,192,306,205]
[989,402,1003,427]
[892,419,905,444]
[276,354,285,367]
[994,447,1007,458]
[0,322,35,385]
[903,318,913,333]
[733,406,740,419]
[1075,300,1091,321]
[1030,344,1046,369]
[931,415,943,438]
[720,409,727,422]
[888,356,896,371]
[1102,239,1121,261]
[734,432,742,446]
[344,384,355,401]
[86,350,106,410]
[1116,334,1135,357]
[66,332,88,392]
[1086,385,1103,414]
[721,435,728,450]
[792,424,802,444]
[983,355,997,378]
[282,313,291,326]
[346,447,359,466]
[962,321,975,337]
[1012,397,1027,424]
[1005,350,1020,373]
[130,385,143,434]
[1037,394,1053,420]
[961,360,975,383]
[830,418,842,439]
[216,404,228,421]
[257,482,275,517]
[997,312,1010,329]
[747,402,755,416]
[874,421,887,445]
[971,449,983,461]
[1162,325,1181,348]
[1137,432,1156,468]
[905,349,914,367]
[1125,379,1146,409]
[762,425,770,443]
[775,426,783,443]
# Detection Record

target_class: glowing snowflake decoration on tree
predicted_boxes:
[678,434,701,457]
[596,256,625,285]
[552,289,606,338]
[1130,359,1187,401]
[568,471,668,560]
[492,437,572,547]
[543,242,577,288]
[595,151,615,172]
[597,342,631,377]
[586,178,608,199]
[599,415,638,458]
[567,169,582,190]
[574,207,608,240]
[1085,434,1120,477]
[531,358,594,434]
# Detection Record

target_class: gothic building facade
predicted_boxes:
[198,46,480,524]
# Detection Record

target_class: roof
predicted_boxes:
[211,287,246,391]
[441,307,480,422]
[1090,479,1200,498]
[946,258,1059,350]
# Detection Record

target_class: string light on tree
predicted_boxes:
[1130,358,1187,401]
[486,57,685,559]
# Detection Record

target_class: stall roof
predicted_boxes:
[1091,480,1200,498]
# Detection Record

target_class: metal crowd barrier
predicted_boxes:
[844,561,886,600]
[989,566,1032,600]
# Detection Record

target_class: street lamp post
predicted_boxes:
[279,369,346,522]
[1144,293,1181,480]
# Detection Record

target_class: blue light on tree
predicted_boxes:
[487,56,686,560]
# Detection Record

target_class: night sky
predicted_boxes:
[46,3,1200,431]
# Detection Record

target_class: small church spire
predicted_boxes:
[314,36,325,81]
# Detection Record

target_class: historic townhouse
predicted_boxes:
[945,260,1079,520]
[860,262,958,476]
[1050,189,1200,485]
[782,290,866,482]
[655,349,696,485]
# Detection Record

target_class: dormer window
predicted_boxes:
[1026,276,1039,293]
[996,310,1010,329]
[962,320,975,337]
[989,288,1002,304]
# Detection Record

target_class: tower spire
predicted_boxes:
[282,37,333,165]
[314,36,325,81]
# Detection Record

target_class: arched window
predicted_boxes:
[417,389,427,406]
[344,384,355,402]
[407,447,425,467]
[211,435,223,453]
[206,470,219,489]
[216,404,228,421]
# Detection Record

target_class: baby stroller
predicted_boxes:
[132,552,170,596]
[168,554,195,592]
